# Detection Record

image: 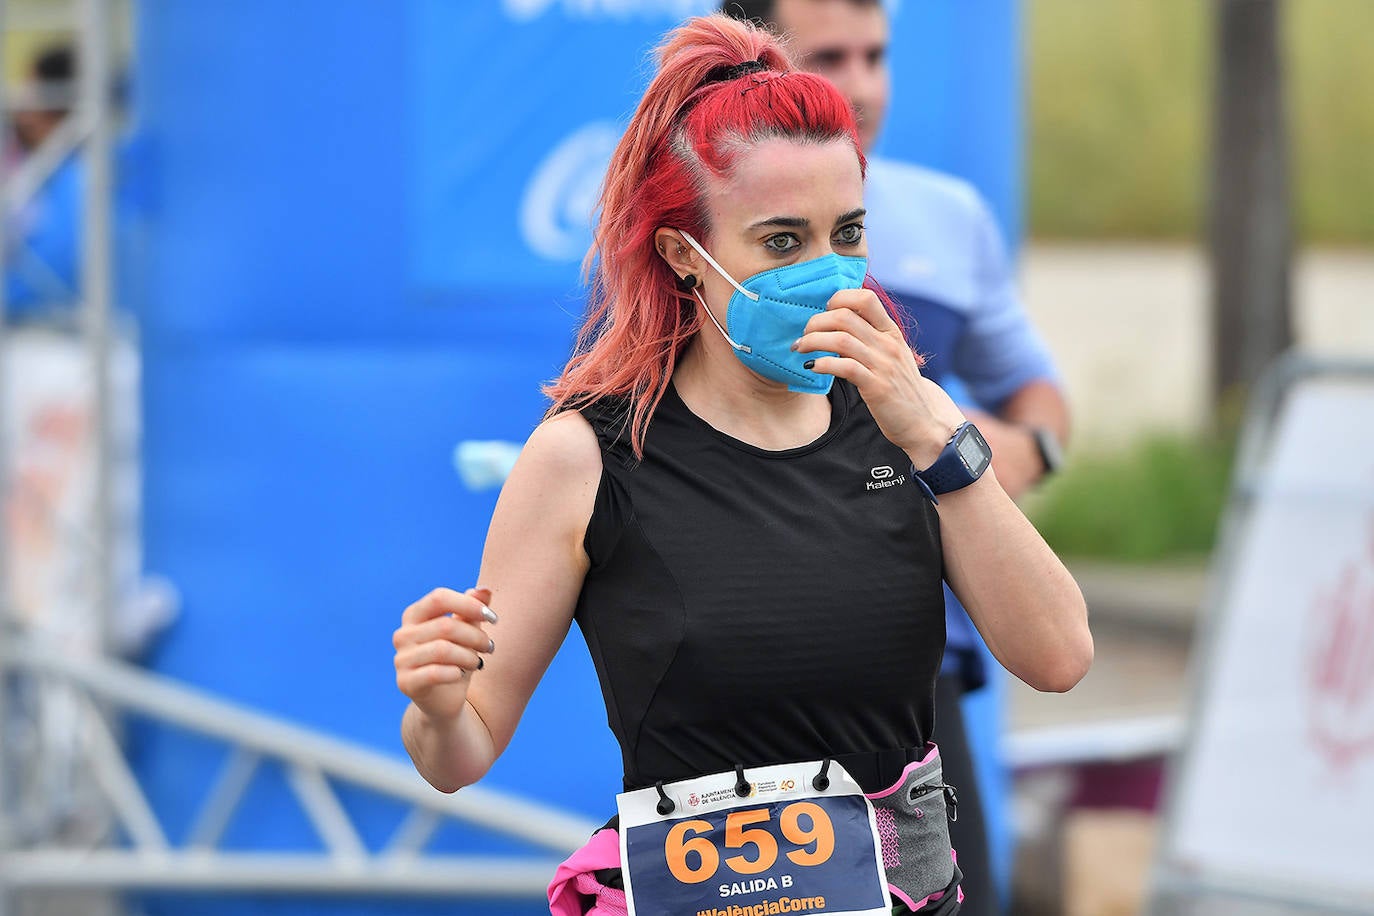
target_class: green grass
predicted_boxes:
[1027,433,1236,563]
[1027,0,1374,245]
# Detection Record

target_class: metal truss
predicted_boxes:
[0,623,598,899]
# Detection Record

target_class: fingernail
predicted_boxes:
[481,605,498,624]
[488,637,496,654]
[803,359,816,370]
[476,656,485,671]
[790,340,799,352]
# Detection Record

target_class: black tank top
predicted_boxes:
[575,379,946,794]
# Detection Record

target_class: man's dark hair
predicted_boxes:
[33,44,75,84]
[721,0,881,29]
[721,1,777,24]
[27,44,76,115]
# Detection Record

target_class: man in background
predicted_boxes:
[9,45,75,159]
[5,43,82,319]
[723,3,1071,913]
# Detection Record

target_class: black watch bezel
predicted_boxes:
[913,421,993,501]
[953,422,993,479]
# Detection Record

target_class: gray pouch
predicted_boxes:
[864,743,960,912]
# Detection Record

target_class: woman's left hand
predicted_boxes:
[794,288,965,467]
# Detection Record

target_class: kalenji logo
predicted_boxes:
[866,466,905,491]
[1306,516,1374,772]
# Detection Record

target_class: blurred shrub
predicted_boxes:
[1027,0,1374,245]
[1028,433,1236,562]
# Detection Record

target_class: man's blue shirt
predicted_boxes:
[864,157,1059,686]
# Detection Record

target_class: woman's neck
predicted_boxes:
[671,334,833,451]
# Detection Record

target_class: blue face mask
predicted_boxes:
[679,230,868,395]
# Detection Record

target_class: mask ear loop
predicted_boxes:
[678,229,755,354]
[690,288,751,353]
[678,231,759,302]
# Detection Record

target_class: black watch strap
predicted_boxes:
[1030,426,1065,477]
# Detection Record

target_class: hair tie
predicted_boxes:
[700,57,768,88]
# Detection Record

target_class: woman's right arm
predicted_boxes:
[393,410,603,792]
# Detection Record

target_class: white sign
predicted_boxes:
[1160,375,1374,908]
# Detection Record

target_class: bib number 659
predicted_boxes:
[664,801,836,884]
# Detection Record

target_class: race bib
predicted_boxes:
[617,760,891,916]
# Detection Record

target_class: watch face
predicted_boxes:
[955,425,992,477]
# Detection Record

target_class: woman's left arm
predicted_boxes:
[930,471,1092,692]
[798,287,1093,693]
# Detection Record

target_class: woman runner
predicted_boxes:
[392,14,1092,914]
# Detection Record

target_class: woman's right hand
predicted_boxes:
[393,587,497,722]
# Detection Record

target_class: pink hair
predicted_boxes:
[544,14,909,455]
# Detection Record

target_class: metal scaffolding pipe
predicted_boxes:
[3,114,91,213]
[80,0,116,661]
[187,749,262,850]
[0,12,15,916]
[285,764,368,862]
[0,851,563,896]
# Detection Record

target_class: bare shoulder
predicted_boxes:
[491,410,603,540]
[515,409,602,484]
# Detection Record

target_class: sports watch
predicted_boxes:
[912,421,993,504]
[1030,426,1065,477]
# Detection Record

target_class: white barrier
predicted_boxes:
[1151,355,1374,915]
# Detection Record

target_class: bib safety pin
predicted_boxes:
[654,780,675,816]
[812,757,832,792]
[734,764,751,798]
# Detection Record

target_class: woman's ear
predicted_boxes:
[653,227,700,286]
